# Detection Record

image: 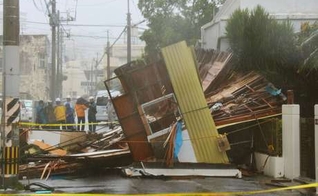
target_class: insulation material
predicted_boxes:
[161,41,229,163]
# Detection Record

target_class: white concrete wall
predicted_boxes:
[242,0,318,15]
[201,0,318,50]
[254,152,284,178]
[282,105,300,179]
[63,64,88,98]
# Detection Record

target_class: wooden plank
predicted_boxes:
[32,140,67,156]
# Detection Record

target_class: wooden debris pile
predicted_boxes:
[196,49,286,127]
[19,126,131,179]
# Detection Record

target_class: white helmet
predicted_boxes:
[67,95,71,99]
[55,98,61,102]
[89,96,94,100]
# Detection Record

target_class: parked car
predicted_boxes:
[95,90,120,122]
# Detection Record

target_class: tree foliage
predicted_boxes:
[226,6,318,113]
[225,6,299,73]
[138,0,219,61]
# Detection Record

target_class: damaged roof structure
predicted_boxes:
[196,49,286,127]
[105,41,286,176]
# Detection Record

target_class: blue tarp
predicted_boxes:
[266,83,281,96]
[174,121,183,159]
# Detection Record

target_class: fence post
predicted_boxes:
[315,104,318,194]
[282,105,300,179]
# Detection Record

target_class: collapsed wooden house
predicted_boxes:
[105,41,286,176]
[18,41,286,179]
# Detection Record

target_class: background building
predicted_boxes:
[0,35,51,100]
[201,0,318,51]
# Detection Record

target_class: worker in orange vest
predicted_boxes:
[75,96,88,131]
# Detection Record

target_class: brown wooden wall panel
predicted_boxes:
[112,94,136,117]
[120,114,145,138]
[126,134,154,161]
[112,61,176,162]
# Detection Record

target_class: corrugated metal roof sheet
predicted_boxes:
[161,41,229,163]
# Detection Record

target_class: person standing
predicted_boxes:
[65,102,75,131]
[54,98,66,130]
[75,97,88,131]
[45,100,56,129]
[36,100,47,128]
[88,96,97,133]
[64,95,72,106]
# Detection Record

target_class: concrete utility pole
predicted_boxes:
[107,30,111,81]
[90,59,93,95]
[57,11,60,98]
[127,0,131,63]
[59,30,64,98]
[50,0,57,101]
[1,0,20,188]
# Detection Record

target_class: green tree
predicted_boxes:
[294,22,318,112]
[226,6,318,115]
[225,5,299,73]
[138,0,219,62]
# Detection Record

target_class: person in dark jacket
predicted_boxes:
[44,100,56,129]
[65,102,75,130]
[36,100,47,128]
[88,96,97,133]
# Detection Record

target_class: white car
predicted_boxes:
[96,90,120,122]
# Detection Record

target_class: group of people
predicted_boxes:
[36,96,97,133]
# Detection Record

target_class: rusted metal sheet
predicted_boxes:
[161,41,229,163]
[110,61,174,161]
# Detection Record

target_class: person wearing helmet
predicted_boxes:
[64,95,72,106]
[88,96,97,133]
[54,98,66,130]
[75,96,88,131]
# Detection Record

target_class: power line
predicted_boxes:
[61,23,126,27]
[32,0,44,12]
[22,20,126,28]
[76,0,120,7]
[96,26,127,67]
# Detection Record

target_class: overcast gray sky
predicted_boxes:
[18,0,145,60]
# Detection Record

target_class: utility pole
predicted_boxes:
[92,53,99,95]
[56,11,60,98]
[50,0,57,101]
[1,0,20,188]
[127,0,131,63]
[107,30,111,81]
[90,59,93,95]
[60,30,64,99]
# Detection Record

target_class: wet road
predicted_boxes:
[18,170,305,195]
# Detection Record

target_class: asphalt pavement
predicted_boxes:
[14,169,309,195]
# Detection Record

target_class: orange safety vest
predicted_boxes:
[75,104,87,117]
